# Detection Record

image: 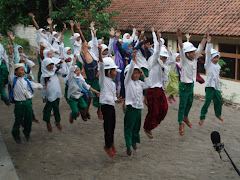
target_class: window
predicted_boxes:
[219,44,236,54]
[219,57,235,79]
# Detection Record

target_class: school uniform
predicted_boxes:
[8,61,43,140]
[124,60,151,148]
[79,51,101,107]
[144,43,169,131]
[67,66,91,119]
[40,58,66,124]
[99,61,117,149]
[178,44,203,123]
[200,43,222,120]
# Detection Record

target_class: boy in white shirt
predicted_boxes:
[199,36,224,126]
[98,46,121,158]
[124,50,151,156]
[177,28,209,136]
[8,46,43,144]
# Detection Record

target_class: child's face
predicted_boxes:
[42,30,46,34]
[102,49,109,56]
[0,34,2,41]
[46,64,54,71]
[128,44,133,50]
[74,67,81,76]
[131,69,140,81]
[161,56,167,63]
[54,34,59,38]
[126,34,130,39]
[18,47,23,53]
[109,68,117,79]
[47,51,53,58]
[15,67,25,77]
[98,41,102,45]
[20,56,26,63]
[67,49,71,55]
[186,51,196,60]
[212,56,220,64]
[76,36,81,41]
[176,55,180,62]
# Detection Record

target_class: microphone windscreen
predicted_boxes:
[211,131,221,145]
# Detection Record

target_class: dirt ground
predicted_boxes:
[1,62,240,180]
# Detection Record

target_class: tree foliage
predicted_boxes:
[0,0,121,41]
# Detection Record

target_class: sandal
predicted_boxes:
[183,117,192,128]
[167,97,173,104]
[112,147,118,155]
[172,97,177,103]
[198,119,204,127]
[103,146,115,158]
[179,123,184,136]
[144,130,154,140]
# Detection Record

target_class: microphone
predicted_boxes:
[211,131,223,154]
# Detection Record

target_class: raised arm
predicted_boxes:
[61,23,66,36]
[108,27,115,56]
[200,28,210,49]
[177,28,183,49]
[124,50,137,85]
[29,13,39,30]
[69,20,74,36]
[151,30,162,67]
[8,46,14,85]
[47,18,53,34]
[76,21,86,43]
[204,36,212,69]
[185,33,191,42]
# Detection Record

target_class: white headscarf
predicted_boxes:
[43,49,51,59]
[41,58,55,78]
[39,28,49,41]
[123,33,133,43]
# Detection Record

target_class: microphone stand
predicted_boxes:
[219,143,240,176]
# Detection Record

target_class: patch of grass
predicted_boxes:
[1,36,35,56]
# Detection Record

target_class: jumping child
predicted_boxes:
[199,36,224,126]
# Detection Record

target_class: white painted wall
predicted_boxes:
[12,24,37,48]
[194,75,240,104]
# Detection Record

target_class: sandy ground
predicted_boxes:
[1,62,240,180]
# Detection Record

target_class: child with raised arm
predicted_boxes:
[177,28,209,136]
[199,36,224,126]
[75,22,102,120]
[67,54,100,123]
[0,33,10,105]
[143,30,169,140]
[124,50,151,156]
[8,45,43,144]
[40,58,66,132]
[98,45,121,158]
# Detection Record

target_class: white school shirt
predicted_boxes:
[124,60,151,109]
[135,41,149,70]
[179,44,203,83]
[204,43,221,91]
[99,62,117,106]
[8,58,43,101]
[148,42,169,89]
[0,43,9,69]
[40,65,66,102]
[67,66,91,99]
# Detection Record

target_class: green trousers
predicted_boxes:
[43,98,61,124]
[85,78,101,108]
[200,87,222,120]
[68,97,88,119]
[37,54,42,83]
[139,67,149,96]
[124,105,142,148]
[12,99,33,138]
[178,82,194,123]
[0,61,9,101]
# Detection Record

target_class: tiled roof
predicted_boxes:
[108,0,240,37]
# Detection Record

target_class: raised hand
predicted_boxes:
[69,20,74,27]
[151,27,155,32]
[29,12,35,18]
[185,33,191,42]
[63,23,66,29]
[109,27,115,37]
[141,30,145,36]
[176,28,182,37]
[47,18,53,25]
[205,28,211,37]
[157,30,161,38]
[90,21,95,30]
[207,36,211,43]
[115,30,121,37]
